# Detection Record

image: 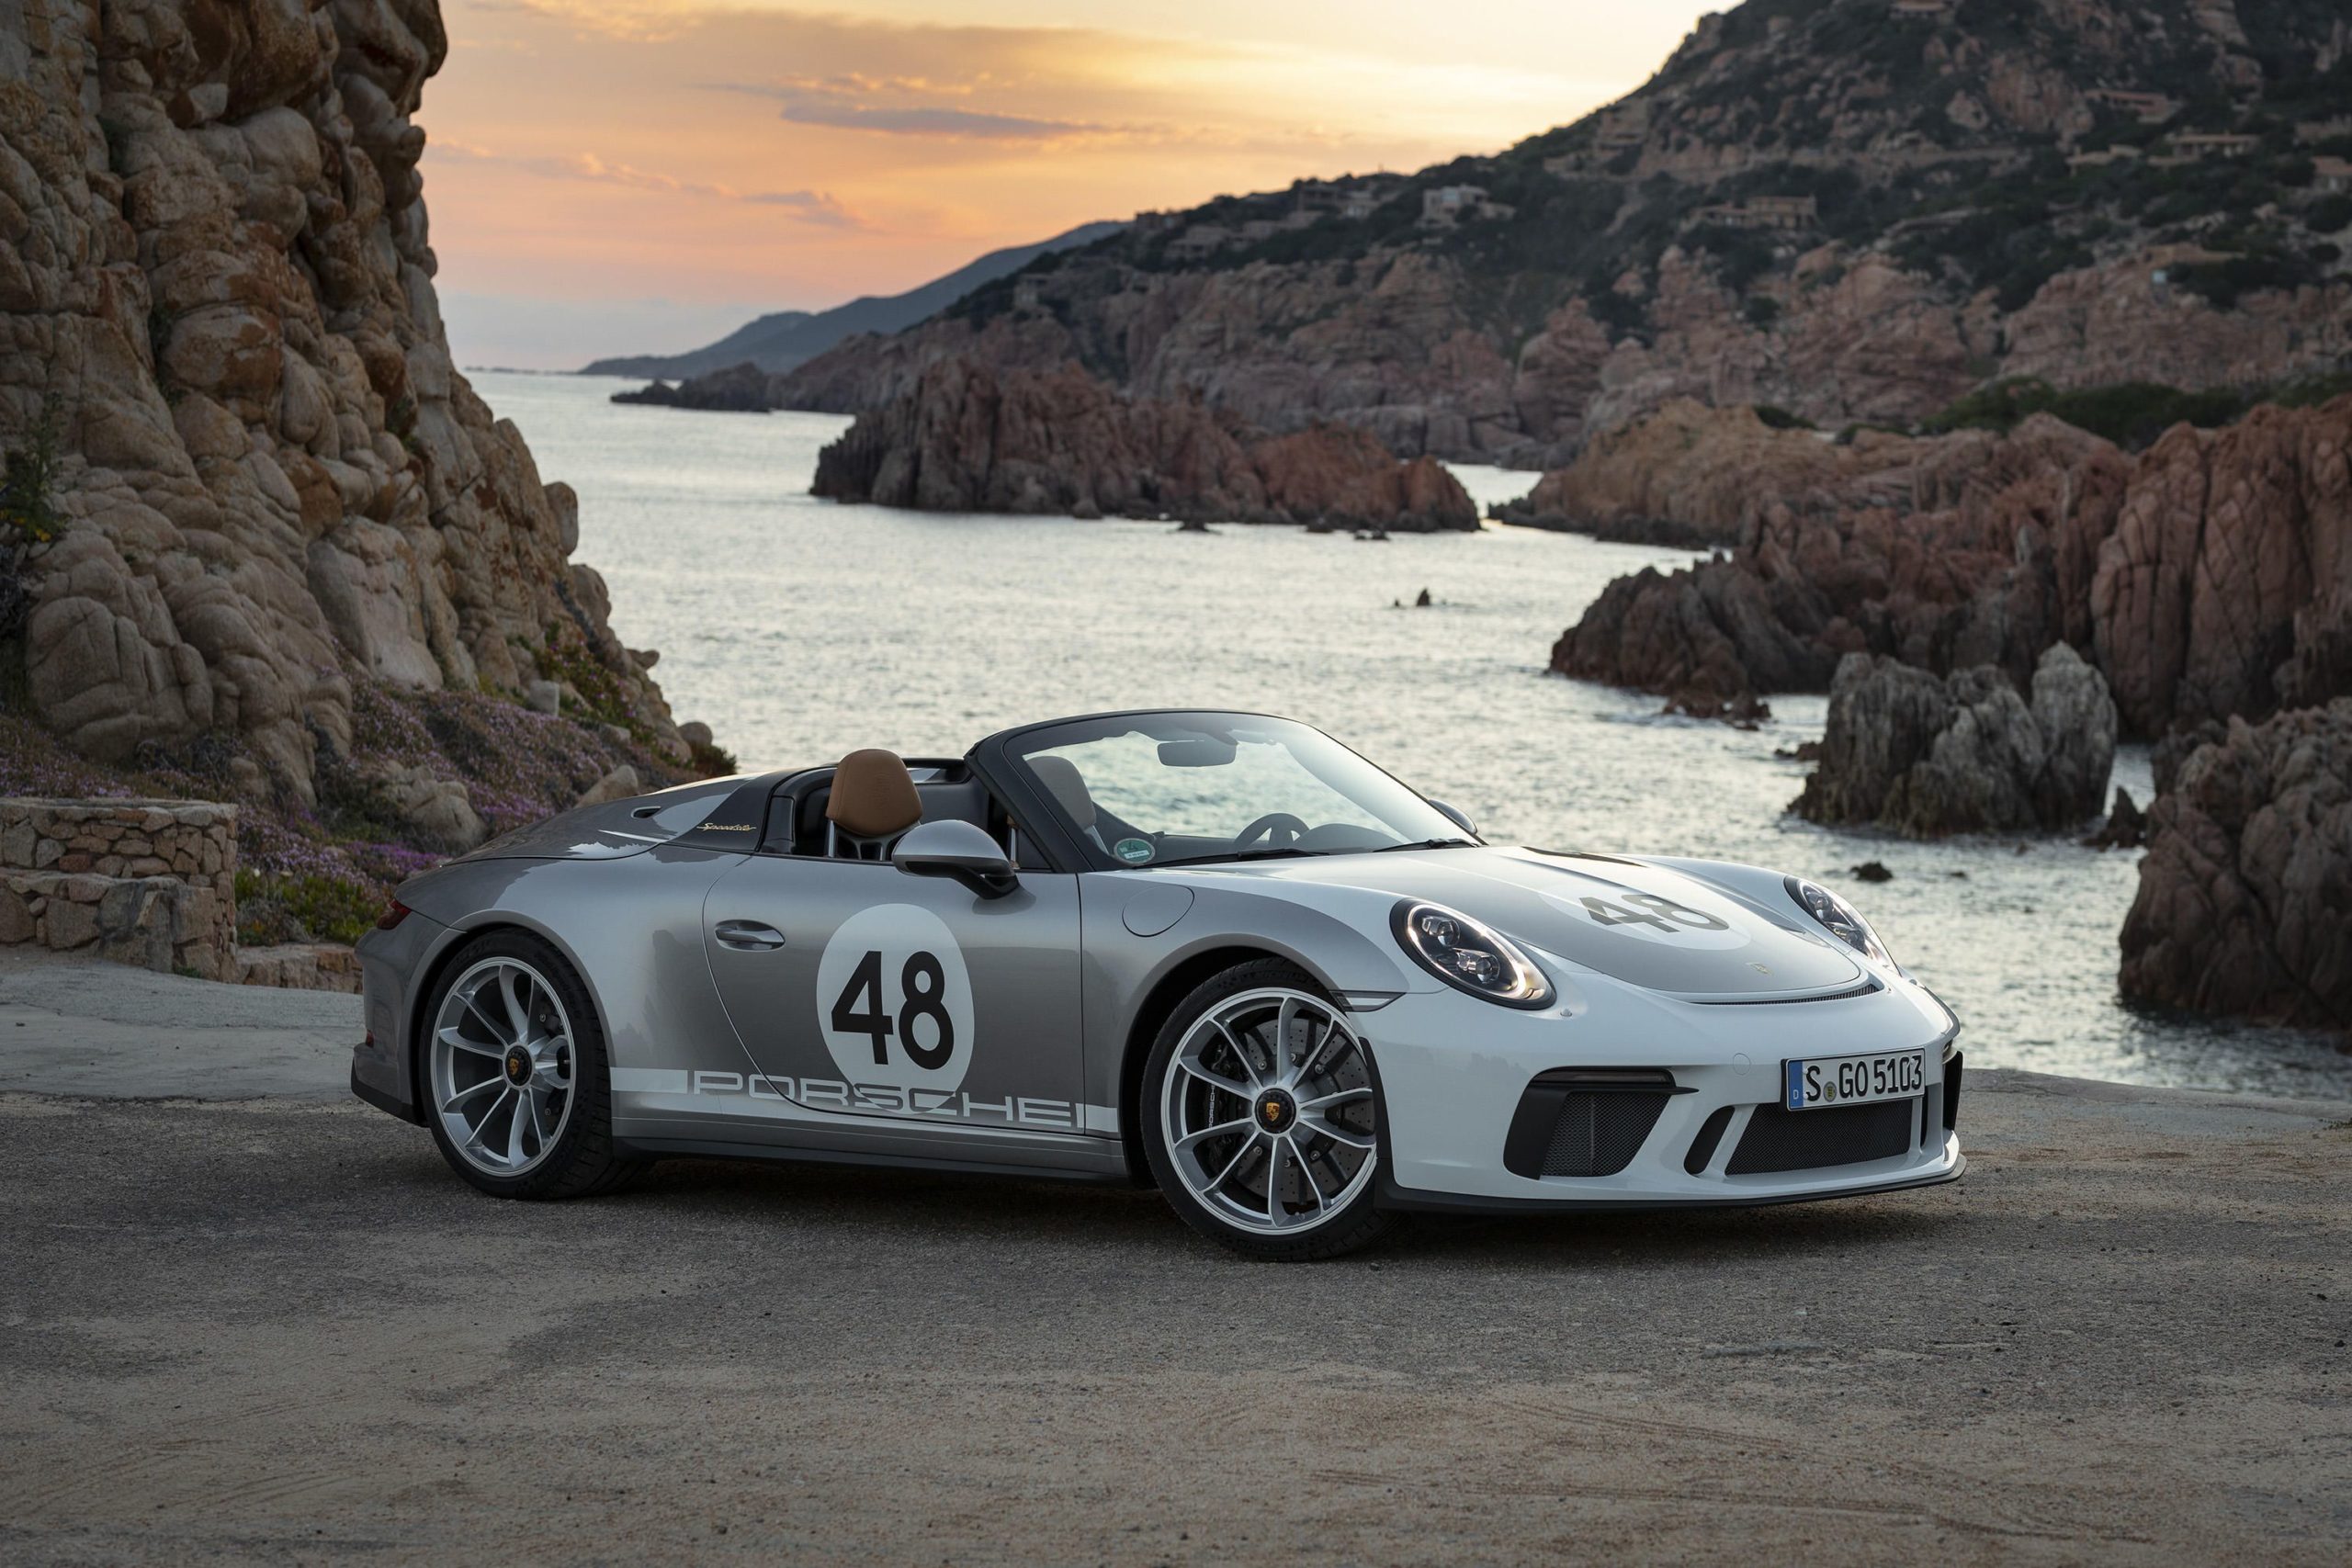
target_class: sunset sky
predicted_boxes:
[427,0,1720,368]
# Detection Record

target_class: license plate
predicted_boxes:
[1783,1049,1927,1111]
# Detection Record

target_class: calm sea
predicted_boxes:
[476,371,2352,1100]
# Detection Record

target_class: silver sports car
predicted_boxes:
[352,709,1962,1259]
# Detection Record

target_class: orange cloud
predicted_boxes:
[433,141,869,225]
[718,75,1122,141]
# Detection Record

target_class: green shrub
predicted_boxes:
[1752,403,1814,431]
[234,869,384,947]
[2171,251,2319,310]
[1,395,66,644]
[1743,294,1782,329]
[688,737,739,778]
[0,394,64,545]
[1922,377,2249,450]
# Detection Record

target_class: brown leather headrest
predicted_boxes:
[1028,754,1095,829]
[827,749,922,840]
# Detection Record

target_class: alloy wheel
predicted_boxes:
[429,957,577,1178]
[1160,987,1378,1235]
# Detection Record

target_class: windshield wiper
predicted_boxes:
[1156,846,1328,867]
[1374,837,1477,852]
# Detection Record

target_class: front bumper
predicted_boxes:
[1359,975,1963,1211]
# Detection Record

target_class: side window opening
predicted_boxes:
[756,764,1024,862]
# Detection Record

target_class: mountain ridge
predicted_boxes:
[580,220,1125,379]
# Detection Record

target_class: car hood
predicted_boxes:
[1179,845,1867,1002]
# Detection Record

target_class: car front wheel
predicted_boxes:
[1141,960,1394,1260]
[421,930,650,1200]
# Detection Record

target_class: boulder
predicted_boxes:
[355,761,488,852]
[575,765,642,808]
[2120,699,2352,1032]
[1792,646,2118,837]
[2084,786,2148,850]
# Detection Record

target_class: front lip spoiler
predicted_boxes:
[1374,1154,1964,1215]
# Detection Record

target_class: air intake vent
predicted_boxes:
[1683,1105,1736,1176]
[1540,1091,1670,1177]
[1502,1069,1678,1179]
[1726,1099,1914,1176]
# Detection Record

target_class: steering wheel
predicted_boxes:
[1234,812,1311,851]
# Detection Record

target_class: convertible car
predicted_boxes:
[352,709,1962,1259]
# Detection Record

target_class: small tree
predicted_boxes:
[1,394,66,642]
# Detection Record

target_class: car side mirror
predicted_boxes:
[1430,800,1477,837]
[893,819,1018,899]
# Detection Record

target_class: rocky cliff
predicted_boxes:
[657,0,2352,468]
[1552,395,2352,738]
[1492,399,1944,545]
[2120,698,2352,1033]
[1,0,701,927]
[811,358,1476,532]
[1792,645,2117,836]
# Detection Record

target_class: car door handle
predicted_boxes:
[714,919,786,952]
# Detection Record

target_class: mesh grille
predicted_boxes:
[1726,1099,1915,1176]
[1541,1091,1669,1178]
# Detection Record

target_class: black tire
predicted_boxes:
[419,929,651,1200]
[1139,958,1396,1261]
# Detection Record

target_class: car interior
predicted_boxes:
[744,740,1408,873]
[756,750,1036,863]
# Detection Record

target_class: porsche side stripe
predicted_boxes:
[613,1066,1119,1136]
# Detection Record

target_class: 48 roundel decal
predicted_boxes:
[1540,887,1752,950]
[816,904,977,1091]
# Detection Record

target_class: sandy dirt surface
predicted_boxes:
[1,954,2347,1564]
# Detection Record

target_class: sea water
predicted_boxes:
[473,371,2352,1099]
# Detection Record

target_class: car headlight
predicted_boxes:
[1785,877,1893,966]
[1391,900,1553,1009]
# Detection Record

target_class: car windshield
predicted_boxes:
[1009,714,1469,869]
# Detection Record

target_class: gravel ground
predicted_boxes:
[1,955,2347,1564]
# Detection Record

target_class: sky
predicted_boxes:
[426,0,1723,369]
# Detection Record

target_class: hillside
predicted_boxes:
[581,220,1125,379]
[729,0,2351,465]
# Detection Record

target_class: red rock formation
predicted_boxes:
[1496,400,1935,545]
[811,358,1476,532]
[1553,398,2352,738]
[2120,699,2352,1033]
[2089,401,2352,735]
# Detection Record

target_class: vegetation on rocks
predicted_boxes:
[0,396,64,647]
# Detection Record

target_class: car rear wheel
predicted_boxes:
[1142,959,1395,1260]
[421,931,650,1200]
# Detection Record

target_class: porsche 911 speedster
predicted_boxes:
[351,709,1962,1258]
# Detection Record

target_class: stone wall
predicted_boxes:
[0,797,236,978]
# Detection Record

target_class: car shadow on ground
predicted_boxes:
[405,1145,1975,1269]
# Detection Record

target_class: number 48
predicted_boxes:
[830,949,957,1069]
[1580,894,1727,933]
